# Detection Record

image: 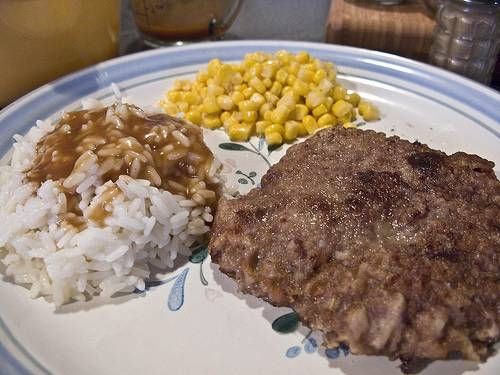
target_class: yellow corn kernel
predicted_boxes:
[220,111,231,123]
[238,100,258,112]
[317,113,336,128]
[296,121,308,136]
[276,50,292,63]
[207,59,221,77]
[312,104,328,117]
[281,86,293,97]
[223,116,239,131]
[343,122,357,129]
[185,110,202,124]
[167,91,182,102]
[249,77,266,94]
[332,99,353,118]
[337,112,352,124]
[287,61,300,75]
[241,110,258,123]
[242,86,255,98]
[184,91,201,105]
[270,106,291,124]
[306,90,325,108]
[275,69,288,84]
[286,74,296,86]
[177,101,189,113]
[277,93,296,110]
[259,102,274,117]
[290,104,309,121]
[263,78,273,88]
[234,83,247,92]
[196,70,209,82]
[231,72,243,85]
[303,115,318,135]
[318,78,333,93]
[229,123,252,141]
[298,68,314,83]
[324,96,334,111]
[202,96,220,114]
[345,92,361,107]
[358,101,380,121]
[198,87,207,98]
[231,111,243,122]
[249,92,266,108]
[207,83,224,97]
[333,85,347,101]
[313,69,327,84]
[265,123,285,136]
[216,64,234,84]
[192,82,205,92]
[265,131,283,146]
[292,79,310,97]
[261,61,278,78]
[162,102,179,115]
[284,121,300,142]
[216,95,234,111]
[263,110,273,121]
[295,51,310,63]
[248,63,262,78]
[264,91,279,105]
[256,120,271,135]
[172,80,183,91]
[201,113,222,129]
[231,91,245,105]
[270,81,282,96]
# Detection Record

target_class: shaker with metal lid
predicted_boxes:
[429,0,500,85]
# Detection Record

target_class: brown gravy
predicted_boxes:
[26,104,217,227]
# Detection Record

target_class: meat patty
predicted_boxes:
[209,127,500,369]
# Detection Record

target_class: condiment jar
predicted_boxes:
[429,0,500,85]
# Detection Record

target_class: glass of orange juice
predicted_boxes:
[0,0,120,107]
[131,0,243,47]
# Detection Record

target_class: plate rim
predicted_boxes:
[0,39,499,375]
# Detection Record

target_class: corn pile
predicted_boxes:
[161,51,380,146]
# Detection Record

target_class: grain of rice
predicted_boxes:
[202,212,214,222]
[146,166,162,186]
[0,101,222,306]
[191,193,205,205]
[97,148,120,157]
[167,180,186,193]
[168,149,189,160]
[172,130,191,147]
[126,150,148,163]
[63,172,86,189]
[197,189,216,200]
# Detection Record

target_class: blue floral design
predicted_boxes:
[167,268,189,311]
[273,311,350,361]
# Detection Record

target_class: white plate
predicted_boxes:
[0,41,499,375]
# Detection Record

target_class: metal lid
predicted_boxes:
[455,0,500,5]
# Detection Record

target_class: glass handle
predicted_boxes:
[213,0,244,36]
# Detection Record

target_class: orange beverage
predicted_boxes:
[0,0,120,107]
[132,0,242,47]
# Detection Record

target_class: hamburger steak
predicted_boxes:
[209,127,500,368]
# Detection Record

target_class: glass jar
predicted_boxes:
[429,0,500,85]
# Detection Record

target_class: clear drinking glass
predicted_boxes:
[131,0,244,47]
[0,0,120,107]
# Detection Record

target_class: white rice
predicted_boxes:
[0,103,218,306]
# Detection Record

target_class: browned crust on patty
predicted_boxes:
[209,127,500,365]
